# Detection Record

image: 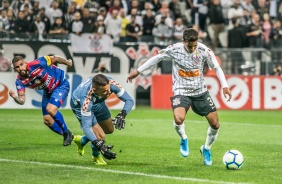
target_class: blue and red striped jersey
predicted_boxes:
[15,56,65,93]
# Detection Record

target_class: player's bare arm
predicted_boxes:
[126,70,140,83]
[52,55,72,67]
[223,87,232,102]
[9,89,25,105]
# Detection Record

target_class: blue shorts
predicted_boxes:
[42,80,70,115]
[70,98,111,126]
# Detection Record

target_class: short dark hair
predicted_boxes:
[92,74,109,87]
[183,28,198,42]
[12,56,24,65]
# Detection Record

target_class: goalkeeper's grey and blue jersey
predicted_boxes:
[71,75,134,141]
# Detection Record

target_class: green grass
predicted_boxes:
[0,107,281,184]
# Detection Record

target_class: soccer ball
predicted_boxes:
[222,150,244,170]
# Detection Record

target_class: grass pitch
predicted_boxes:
[0,107,281,184]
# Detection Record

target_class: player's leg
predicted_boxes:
[46,80,73,146]
[42,92,63,135]
[81,118,108,165]
[170,95,190,157]
[95,102,114,134]
[192,91,218,165]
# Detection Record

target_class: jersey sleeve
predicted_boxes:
[15,79,25,93]
[109,79,134,115]
[37,56,53,67]
[205,48,220,69]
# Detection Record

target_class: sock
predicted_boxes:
[52,111,69,133]
[48,122,63,135]
[173,121,188,140]
[81,135,90,146]
[204,126,219,150]
[91,143,101,157]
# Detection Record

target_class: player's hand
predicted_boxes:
[8,89,16,98]
[67,59,72,67]
[223,87,232,102]
[92,140,116,160]
[126,70,140,83]
[113,110,126,130]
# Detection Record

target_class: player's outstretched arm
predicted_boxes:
[223,87,232,102]
[9,89,25,105]
[126,70,140,83]
[52,55,72,67]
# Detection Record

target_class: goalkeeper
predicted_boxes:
[70,74,134,165]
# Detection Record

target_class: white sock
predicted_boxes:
[204,126,219,150]
[173,121,187,140]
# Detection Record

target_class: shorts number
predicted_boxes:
[207,97,214,107]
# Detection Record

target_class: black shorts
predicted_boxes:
[170,91,217,116]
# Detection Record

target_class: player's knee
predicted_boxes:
[43,117,53,126]
[104,127,114,134]
[174,115,185,125]
[210,121,220,129]
[46,105,57,116]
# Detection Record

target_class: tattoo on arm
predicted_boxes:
[14,92,25,105]
[52,55,71,66]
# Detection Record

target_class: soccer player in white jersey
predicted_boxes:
[126,28,232,166]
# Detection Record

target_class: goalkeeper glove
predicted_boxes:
[113,110,126,130]
[92,140,116,160]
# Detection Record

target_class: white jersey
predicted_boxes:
[137,42,223,96]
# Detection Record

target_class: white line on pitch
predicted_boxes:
[0,158,248,184]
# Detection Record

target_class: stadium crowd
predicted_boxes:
[0,0,281,48]
[0,0,282,75]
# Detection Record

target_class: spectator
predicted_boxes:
[126,8,143,26]
[172,17,186,42]
[84,0,100,11]
[63,4,75,30]
[93,15,106,37]
[125,15,142,42]
[49,17,68,39]
[141,8,155,42]
[108,0,122,15]
[29,15,46,40]
[246,13,263,48]
[227,0,244,30]
[6,9,15,34]
[81,8,95,33]
[14,10,30,38]
[271,64,282,76]
[105,9,122,42]
[220,0,234,25]
[0,9,10,37]
[256,0,269,20]
[262,13,272,48]
[69,11,83,35]
[151,0,162,13]
[270,20,282,61]
[38,7,51,33]
[31,0,40,17]
[118,8,129,42]
[169,0,182,19]
[152,15,172,44]
[208,0,226,49]
[46,0,63,25]
[141,2,156,17]
[228,18,246,74]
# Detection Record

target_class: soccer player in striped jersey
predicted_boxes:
[127,28,232,166]
[9,55,74,146]
[71,74,134,165]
